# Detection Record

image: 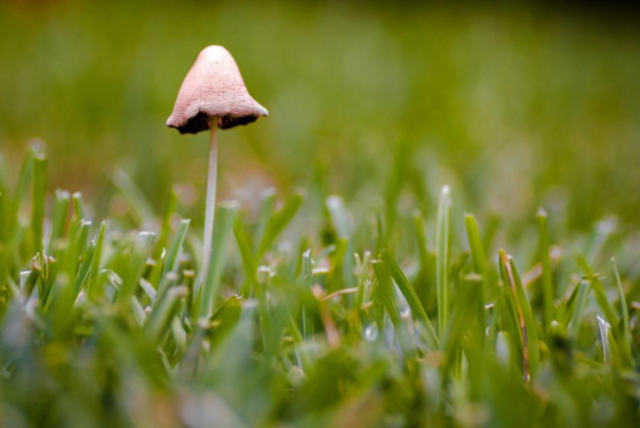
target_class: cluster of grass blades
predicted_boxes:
[0,147,639,428]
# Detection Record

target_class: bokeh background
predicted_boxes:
[1,0,640,230]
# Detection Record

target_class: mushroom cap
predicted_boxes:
[167,46,268,134]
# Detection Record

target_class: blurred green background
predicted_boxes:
[1,0,640,228]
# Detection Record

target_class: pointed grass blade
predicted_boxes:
[163,219,190,276]
[88,221,107,301]
[200,202,238,319]
[31,150,47,259]
[48,189,70,256]
[145,286,188,344]
[256,193,303,260]
[383,251,439,349]
[117,231,156,302]
[436,185,451,337]
[499,250,541,382]
[254,188,277,251]
[111,169,155,227]
[464,213,486,278]
[612,259,633,367]
[372,258,413,355]
[537,208,555,327]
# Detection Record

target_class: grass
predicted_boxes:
[0,146,639,427]
[2,0,640,228]
[2,2,640,426]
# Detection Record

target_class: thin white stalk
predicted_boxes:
[202,119,218,277]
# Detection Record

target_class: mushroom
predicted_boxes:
[167,45,267,276]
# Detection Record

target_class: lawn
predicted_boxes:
[1,1,640,427]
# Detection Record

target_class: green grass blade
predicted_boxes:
[154,272,178,307]
[19,267,40,303]
[31,150,47,259]
[383,251,439,349]
[537,208,555,327]
[131,296,147,327]
[48,190,70,256]
[73,242,95,297]
[163,219,190,276]
[88,221,107,301]
[199,202,238,319]
[117,231,156,302]
[567,280,591,343]
[375,212,384,253]
[256,193,302,260]
[111,169,155,227]
[592,276,619,328]
[500,251,541,381]
[435,185,451,337]
[584,217,616,266]
[464,213,486,278]
[413,210,429,275]
[71,192,85,223]
[383,142,410,242]
[64,220,91,284]
[324,196,356,291]
[145,286,188,344]
[325,238,348,292]
[154,187,178,259]
[412,209,433,311]
[300,249,314,339]
[443,273,484,368]
[354,251,370,313]
[256,266,275,354]
[12,150,33,212]
[254,188,277,251]
[233,215,257,290]
[464,212,494,306]
[208,294,244,351]
[372,259,413,355]
[612,259,633,367]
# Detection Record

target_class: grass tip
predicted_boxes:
[463,272,484,282]
[55,189,70,198]
[326,195,342,208]
[220,200,241,209]
[260,187,277,198]
[596,217,617,234]
[29,138,47,153]
[257,266,272,283]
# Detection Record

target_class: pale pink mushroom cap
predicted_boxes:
[167,46,268,134]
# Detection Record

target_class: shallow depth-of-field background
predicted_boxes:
[2,1,640,427]
[2,0,640,228]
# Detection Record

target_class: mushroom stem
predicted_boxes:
[202,118,218,276]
